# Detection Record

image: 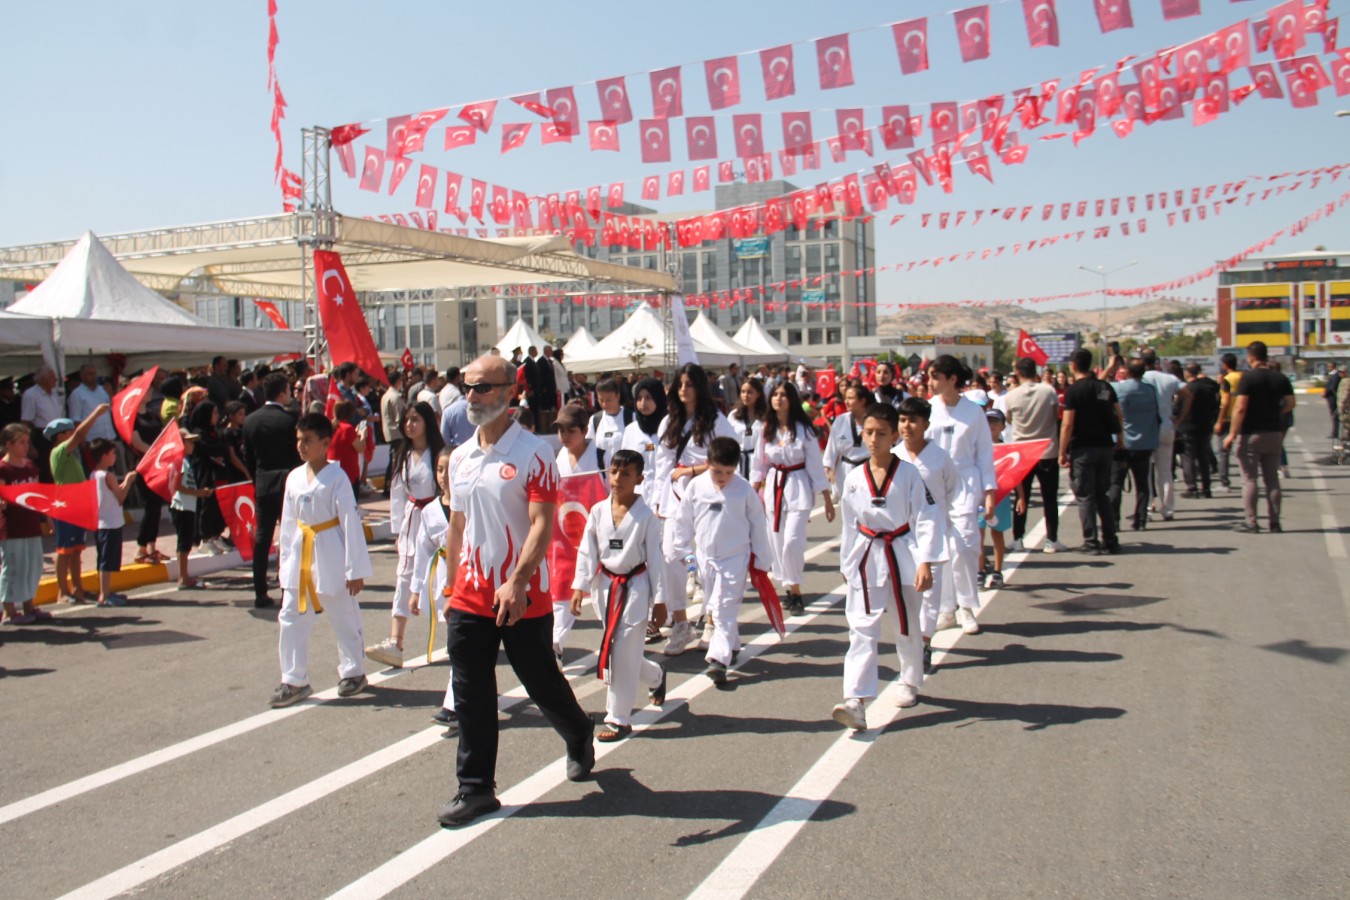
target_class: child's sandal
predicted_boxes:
[597,723,632,743]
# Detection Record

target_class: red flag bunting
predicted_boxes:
[892,18,930,75]
[650,66,683,119]
[815,33,855,89]
[1023,0,1060,49]
[760,45,795,100]
[705,56,742,110]
[1093,0,1132,33]
[954,5,992,63]
[596,76,633,124]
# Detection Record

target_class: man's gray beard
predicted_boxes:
[467,394,510,426]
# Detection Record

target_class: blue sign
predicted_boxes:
[733,237,769,259]
[802,288,826,304]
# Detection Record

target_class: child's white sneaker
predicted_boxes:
[831,698,867,731]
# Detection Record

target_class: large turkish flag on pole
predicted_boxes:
[548,472,609,604]
[0,481,99,530]
[313,249,389,387]
[111,366,158,444]
[993,440,1052,505]
[1016,329,1051,365]
[215,481,258,562]
[136,422,187,502]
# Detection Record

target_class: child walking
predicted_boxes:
[90,439,139,607]
[833,403,943,730]
[979,409,1024,590]
[412,448,457,730]
[570,449,667,742]
[670,436,772,686]
[270,413,373,708]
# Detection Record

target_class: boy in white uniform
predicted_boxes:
[585,378,632,470]
[895,397,957,674]
[570,449,667,742]
[270,413,373,708]
[833,403,943,730]
[670,437,773,686]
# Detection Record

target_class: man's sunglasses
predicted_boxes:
[465,382,512,395]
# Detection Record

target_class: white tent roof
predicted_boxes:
[566,304,740,375]
[733,316,827,368]
[688,312,780,367]
[561,326,597,359]
[495,318,549,356]
[0,310,58,375]
[6,232,305,373]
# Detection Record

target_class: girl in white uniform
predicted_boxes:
[553,403,608,657]
[409,448,457,730]
[823,383,874,501]
[366,402,444,669]
[727,378,766,481]
[750,380,834,613]
[620,377,667,498]
[652,363,738,657]
[925,356,997,636]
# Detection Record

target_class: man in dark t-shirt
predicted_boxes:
[1059,349,1125,553]
[1178,363,1221,498]
[1224,341,1295,532]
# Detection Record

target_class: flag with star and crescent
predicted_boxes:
[0,481,99,530]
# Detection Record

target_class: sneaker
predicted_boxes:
[269,682,312,708]
[1234,522,1261,534]
[650,667,667,706]
[431,707,458,727]
[1181,489,1200,499]
[8,612,37,625]
[1270,519,1283,533]
[337,675,367,697]
[437,791,501,827]
[705,660,728,685]
[97,594,127,607]
[1080,539,1101,553]
[1104,542,1123,555]
[566,738,596,782]
[895,683,919,708]
[685,571,698,599]
[663,620,693,656]
[365,638,403,668]
[831,698,867,731]
[700,616,715,649]
[956,607,981,635]
[923,643,934,674]
[553,643,564,670]
[692,585,706,606]
[1042,540,1065,554]
[935,611,957,631]
[1006,538,1024,553]
[987,571,1004,590]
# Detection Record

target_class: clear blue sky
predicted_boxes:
[2,0,1347,313]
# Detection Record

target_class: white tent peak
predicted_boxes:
[566,303,740,375]
[688,311,768,366]
[9,230,205,326]
[561,326,597,359]
[734,316,826,369]
[495,317,549,357]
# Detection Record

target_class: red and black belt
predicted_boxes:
[598,562,647,683]
[857,523,911,633]
[400,495,438,543]
[770,462,806,532]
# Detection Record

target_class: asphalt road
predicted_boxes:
[3,397,1347,899]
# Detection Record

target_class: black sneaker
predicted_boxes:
[337,675,367,697]
[269,683,312,708]
[1104,542,1123,555]
[431,707,458,727]
[1080,540,1101,553]
[705,661,728,686]
[923,643,934,674]
[1181,489,1200,499]
[437,791,501,827]
[1269,520,1283,533]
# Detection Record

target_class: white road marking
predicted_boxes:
[1288,432,1350,619]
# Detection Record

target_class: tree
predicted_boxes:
[989,329,1015,373]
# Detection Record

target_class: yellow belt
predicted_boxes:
[427,547,446,659]
[298,517,340,614]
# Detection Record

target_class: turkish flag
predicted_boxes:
[649,67,683,118]
[402,108,448,155]
[387,156,412,196]
[329,123,368,147]
[780,110,813,154]
[638,118,671,163]
[814,367,837,398]
[992,440,1052,505]
[685,116,718,160]
[111,366,158,444]
[458,101,497,132]
[596,76,633,124]
[954,5,992,62]
[668,170,685,196]
[930,101,958,142]
[1212,21,1251,74]
[511,93,555,119]
[642,176,660,201]
[1023,0,1059,48]
[443,125,477,150]
[816,33,855,89]
[136,422,187,502]
[254,300,288,329]
[589,120,620,152]
[607,183,625,209]
[733,113,764,158]
[500,123,531,153]
[1331,50,1350,95]
[385,115,411,159]
[1093,0,1132,32]
[469,179,487,222]
[215,481,257,562]
[1016,330,1051,365]
[314,249,389,387]
[0,480,98,531]
[443,172,463,215]
[1268,0,1306,58]
[1286,71,1319,107]
[489,185,510,224]
[1286,55,1332,91]
[749,562,786,637]
[760,45,795,100]
[693,165,711,192]
[323,372,342,419]
[1160,0,1199,21]
[401,348,415,370]
[546,86,580,137]
[705,56,742,110]
[892,18,930,74]
[1250,63,1285,98]
[413,164,437,208]
[357,146,385,193]
[718,160,735,183]
[548,472,608,604]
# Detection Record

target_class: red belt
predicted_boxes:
[400,494,438,543]
[857,523,911,633]
[598,562,647,683]
[770,462,806,533]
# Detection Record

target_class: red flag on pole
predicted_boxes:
[400,348,415,371]
[214,481,258,562]
[1016,330,1051,365]
[136,422,187,502]
[992,440,1053,505]
[111,366,158,444]
[254,300,289,329]
[548,472,609,604]
[0,481,99,531]
[313,249,389,386]
[323,375,343,418]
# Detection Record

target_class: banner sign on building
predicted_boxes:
[733,237,769,259]
[802,288,826,304]
[1030,332,1080,364]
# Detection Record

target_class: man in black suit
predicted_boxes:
[243,373,301,608]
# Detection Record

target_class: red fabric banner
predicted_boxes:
[254,300,288,329]
[215,481,257,562]
[705,56,742,109]
[314,249,389,386]
[548,472,608,604]
[1093,0,1133,32]
[0,481,99,531]
[1023,0,1060,48]
[136,422,187,502]
[111,366,158,445]
[760,45,795,100]
[650,67,684,118]
[954,5,992,62]
[1015,330,1051,365]
[993,440,1052,505]
[816,33,855,89]
[596,76,633,124]
[892,18,930,74]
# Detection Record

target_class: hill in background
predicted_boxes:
[876,298,1206,337]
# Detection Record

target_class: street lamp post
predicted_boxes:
[1078,261,1138,363]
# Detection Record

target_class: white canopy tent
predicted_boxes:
[566,304,740,375]
[494,317,549,357]
[733,316,827,369]
[688,311,781,368]
[0,310,59,376]
[561,326,597,359]
[6,232,305,376]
